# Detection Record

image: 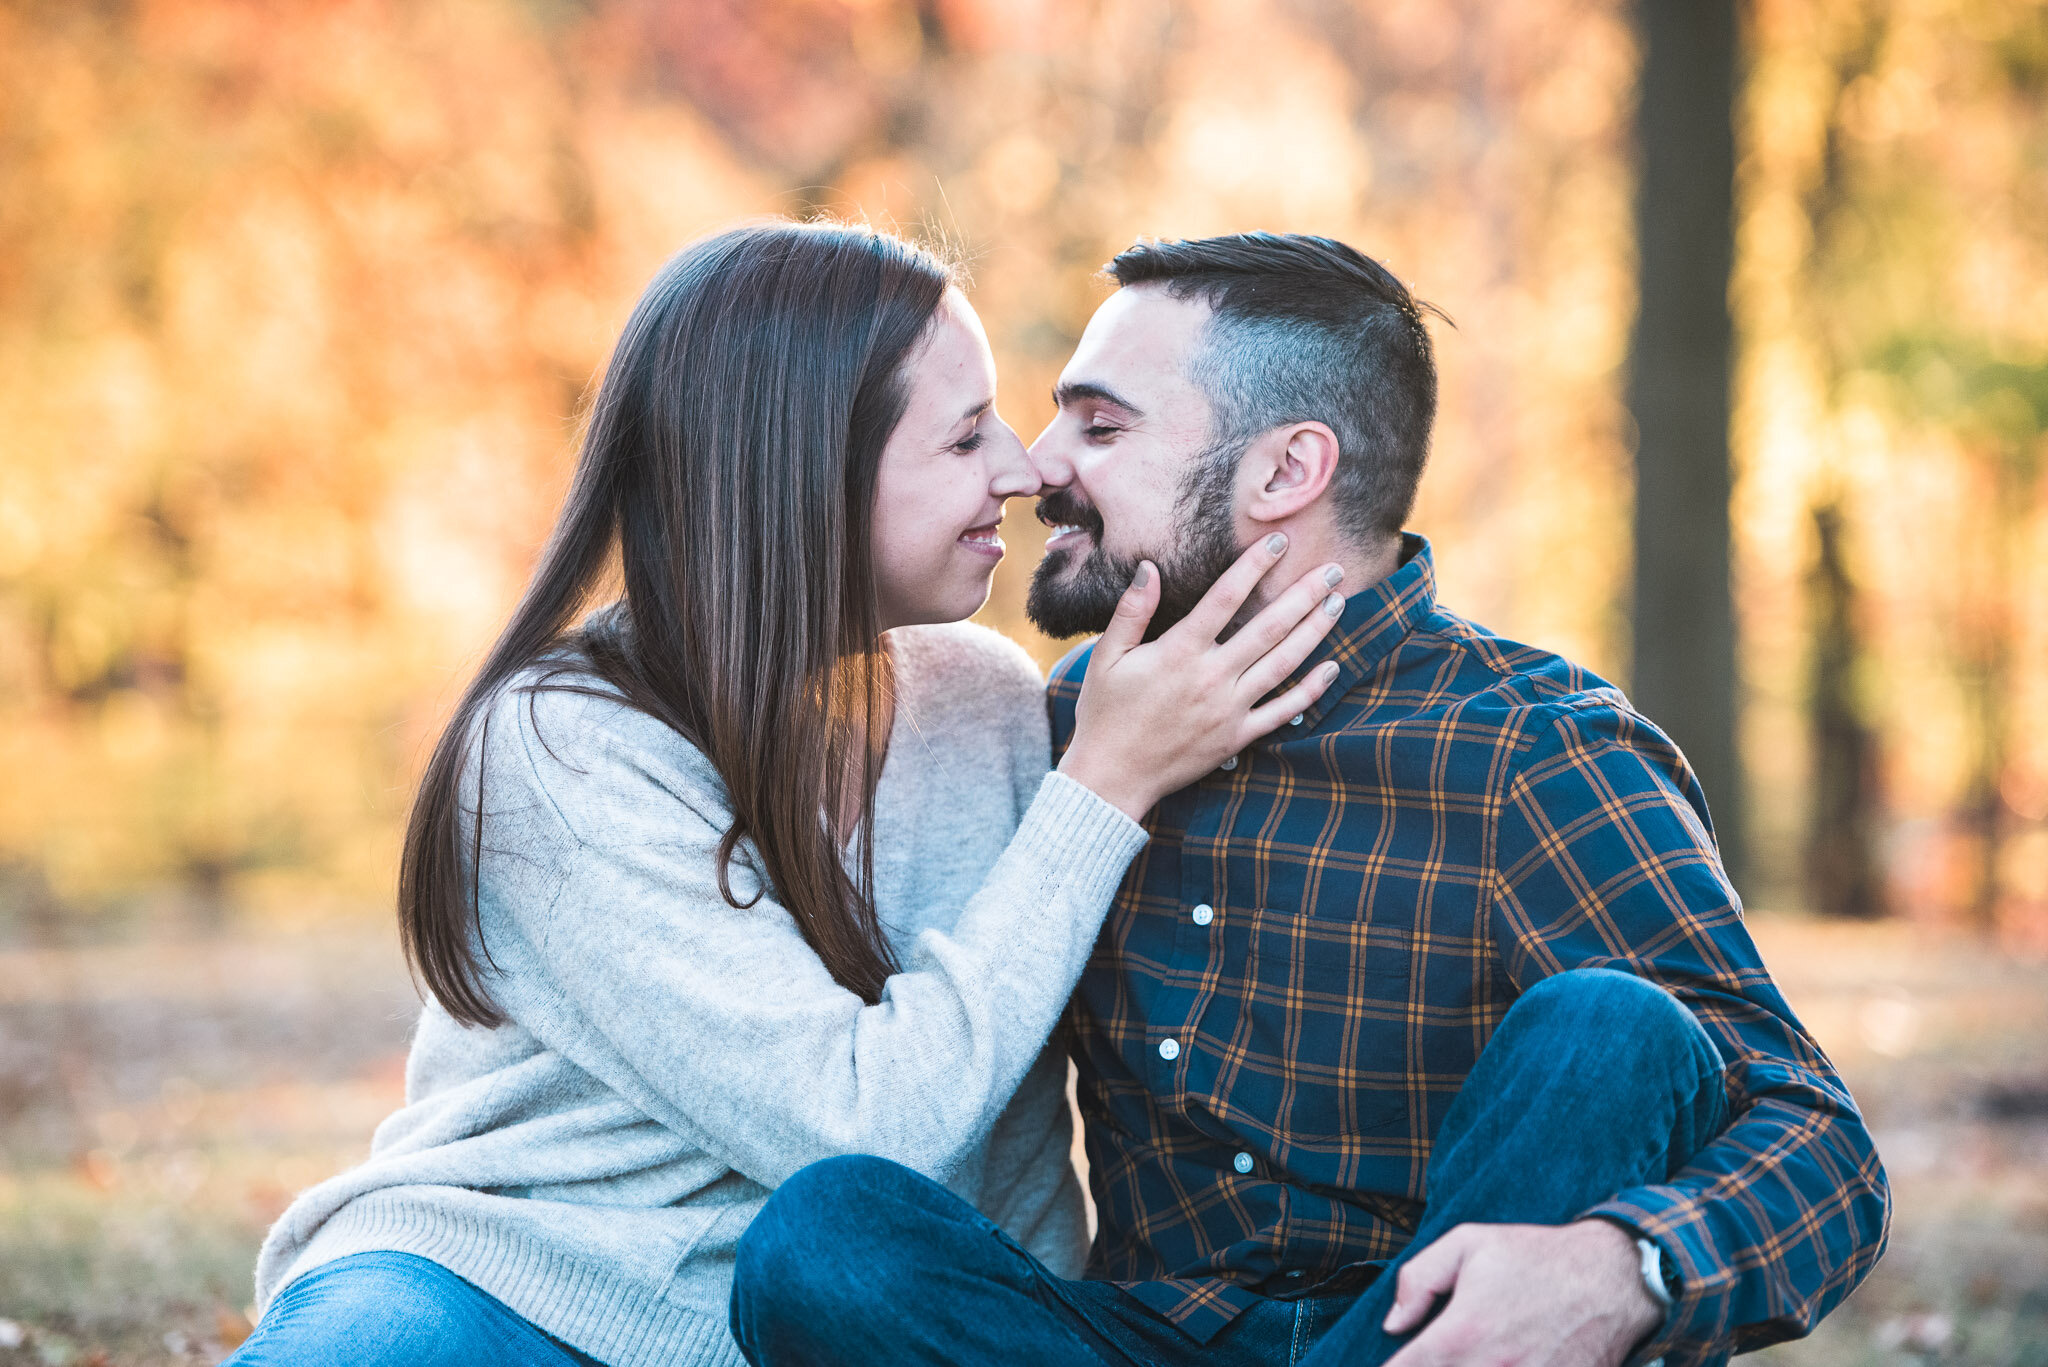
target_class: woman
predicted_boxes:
[231,221,1344,1366]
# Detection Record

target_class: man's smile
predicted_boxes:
[1034,490,1105,557]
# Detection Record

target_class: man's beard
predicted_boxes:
[1024,441,1244,642]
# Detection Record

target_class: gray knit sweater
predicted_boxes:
[253,622,1148,1367]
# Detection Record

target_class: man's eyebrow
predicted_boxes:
[1052,380,1143,416]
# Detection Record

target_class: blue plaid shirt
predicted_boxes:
[1047,536,1888,1365]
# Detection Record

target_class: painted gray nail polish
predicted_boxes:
[1265,533,1288,555]
[1323,593,1344,617]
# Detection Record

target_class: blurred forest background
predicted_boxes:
[1,0,2045,1363]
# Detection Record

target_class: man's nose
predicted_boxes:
[1024,418,1076,489]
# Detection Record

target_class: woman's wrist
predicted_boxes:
[1055,750,1156,824]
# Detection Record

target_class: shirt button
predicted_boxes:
[1191,904,1214,926]
[1290,714,1305,726]
[1158,1038,1181,1061]
[1219,755,1238,771]
[1233,1151,1254,1174]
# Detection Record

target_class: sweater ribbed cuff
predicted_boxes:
[1015,769,1150,879]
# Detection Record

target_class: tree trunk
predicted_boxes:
[1958,445,2021,934]
[1804,501,1886,917]
[1794,7,1891,920]
[1627,0,1744,886]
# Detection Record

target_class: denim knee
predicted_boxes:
[1439,970,1732,1186]
[292,1252,474,1333]
[234,1253,507,1367]
[734,1156,921,1324]
[1505,969,1722,1083]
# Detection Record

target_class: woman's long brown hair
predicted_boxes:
[399,222,956,1027]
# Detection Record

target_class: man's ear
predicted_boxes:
[1241,422,1341,525]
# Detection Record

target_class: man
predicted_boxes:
[731,234,1888,1366]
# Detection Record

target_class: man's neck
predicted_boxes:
[1245,528,1404,618]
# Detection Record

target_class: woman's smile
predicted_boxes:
[957,521,1005,559]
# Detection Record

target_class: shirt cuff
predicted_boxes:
[1583,1187,1736,1363]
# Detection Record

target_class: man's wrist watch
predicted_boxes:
[1635,1236,1677,1310]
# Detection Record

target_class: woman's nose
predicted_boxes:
[986,418,1040,498]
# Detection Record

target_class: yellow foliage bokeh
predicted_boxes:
[0,0,2043,930]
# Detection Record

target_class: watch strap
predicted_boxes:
[1635,1236,1676,1310]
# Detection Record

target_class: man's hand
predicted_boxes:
[1380,1219,1666,1367]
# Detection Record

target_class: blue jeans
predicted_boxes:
[225,1251,605,1367]
[731,968,1729,1367]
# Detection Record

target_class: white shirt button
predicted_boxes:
[1158,1038,1181,1061]
[1290,714,1305,726]
[1233,1151,1254,1174]
[1219,755,1238,771]
[1191,904,1214,926]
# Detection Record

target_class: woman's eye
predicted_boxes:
[955,432,987,453]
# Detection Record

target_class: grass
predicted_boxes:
[0,927,415,1365]
[0,915,2043,1364]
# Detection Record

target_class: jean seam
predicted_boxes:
[1290,1298,1316,1364]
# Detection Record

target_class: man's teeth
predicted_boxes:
[1050,524,1086,538]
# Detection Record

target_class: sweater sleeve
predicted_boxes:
[938,628,1090,1273]
[466,680,1147,1193]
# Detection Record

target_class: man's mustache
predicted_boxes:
[1034,490,1105,541]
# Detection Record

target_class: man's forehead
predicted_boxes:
[1061,284,1212,395]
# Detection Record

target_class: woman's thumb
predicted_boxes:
[1091,562,1157,668]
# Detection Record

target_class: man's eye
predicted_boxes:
[1083,425,1120,439]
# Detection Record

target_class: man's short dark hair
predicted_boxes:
[1106,232,1447,541]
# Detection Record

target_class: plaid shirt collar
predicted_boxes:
[1290,532,1437,733]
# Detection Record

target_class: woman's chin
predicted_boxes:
[880,576,995,631]
[934,579,995,626]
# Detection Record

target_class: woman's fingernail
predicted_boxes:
[1323,593,1344,617]
[1131,563,1152,590]
[1324,565,1344,587]
[1320,660,1340,681]
[1265,533,1288,555]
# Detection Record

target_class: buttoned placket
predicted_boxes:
[1189,712,1318,1197]
[1060,538,1477,1334]
[1147,759,1238,1104]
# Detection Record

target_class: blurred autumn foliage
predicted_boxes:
[0,0,2044,933]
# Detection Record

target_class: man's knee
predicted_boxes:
[1504,969,1721,1081]
[1446,970,1732,1186]
[733,1156,967,1364]
[733,1157,933,1331]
